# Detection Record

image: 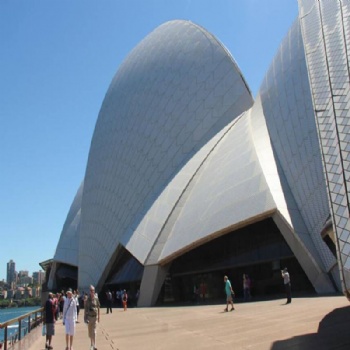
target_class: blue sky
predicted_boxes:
[0,0,298,281]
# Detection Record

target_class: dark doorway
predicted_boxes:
[157,218,314,304]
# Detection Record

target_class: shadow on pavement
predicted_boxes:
[271,305,350,350]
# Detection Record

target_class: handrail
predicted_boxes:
[0,307,43,350]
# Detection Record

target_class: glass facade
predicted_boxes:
[159,219,313,304]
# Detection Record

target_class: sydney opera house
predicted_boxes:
[44,0,350,306]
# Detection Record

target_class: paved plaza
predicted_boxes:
[12,295,350,350]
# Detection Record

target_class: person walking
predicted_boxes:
[74,290,80,322]
[200,281,207,302]
[115,290,121,308]
[43,292,56,349]
[63,288,77,350]
[223,275,235,312]
[122,289,128,311]
[52,293,59,321]
[281,268,292,304]
[106,290,113,314]
[243,274,251,301]
[193,284,199,304]
[84,285,101,350]
[59,292,66,319]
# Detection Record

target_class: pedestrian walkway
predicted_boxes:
[14,295,350,349]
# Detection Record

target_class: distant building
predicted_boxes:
[31,286,41,298]
[7,289,14,300]
[33,271,45,285]
[17,270,30,286]
[6,259,16,286]
[23,287,32,298]
[18,276,33,287]
[18,270,29,277]
[15,287,24,299]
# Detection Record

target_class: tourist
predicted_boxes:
[106,289,113,314]
[84,285,101,350]
[74,290,80,322]
[200,281,207,302]
[223,275,235,312]
[122,289,128,311]
[52,293,59,320]
[281,268,292,304]
[193,284,199,304]
[59,292,66,319]
[63,288,77,350]
[243,274,251,301]
[135,289,140,306]
[43,292,56,349]
[115,289,121,308]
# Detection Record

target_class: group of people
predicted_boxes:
[43,271,292,349]
[44,289,83,324]
[192,281,207,303]
[43,285,100,350]
[223,268,292,312]
[106,288,131,312]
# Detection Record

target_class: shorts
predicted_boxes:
[46,323,55,336]
[88,316,97,339]
[226,295,233,302]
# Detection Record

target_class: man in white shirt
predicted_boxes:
[281,268,292,304]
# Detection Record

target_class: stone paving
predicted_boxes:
[13,295,350,350]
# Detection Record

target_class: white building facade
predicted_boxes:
[48,0,350,305]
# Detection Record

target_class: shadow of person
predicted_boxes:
[271,305,350,350]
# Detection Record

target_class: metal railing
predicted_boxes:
[0,307,43,350]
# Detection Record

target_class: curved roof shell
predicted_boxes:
[53,181,83,266]
[78,20,254,287]
[52,8,344,300]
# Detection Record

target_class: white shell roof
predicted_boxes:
[53,10,341,297]
[78,20,253,287]
[53,181,83,266]
[152,112,277,263]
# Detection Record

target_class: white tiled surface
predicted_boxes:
[52,6,350,299]
[78,20,253,288]
[298,0,350,294]
[259,18,336,274]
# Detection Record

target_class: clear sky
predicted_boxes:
[0,0,298,281]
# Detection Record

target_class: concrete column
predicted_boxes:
[138,265,169,307]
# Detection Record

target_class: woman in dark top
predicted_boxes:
[44,292,56,349]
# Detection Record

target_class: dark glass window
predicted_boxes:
[159,218,314,304]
